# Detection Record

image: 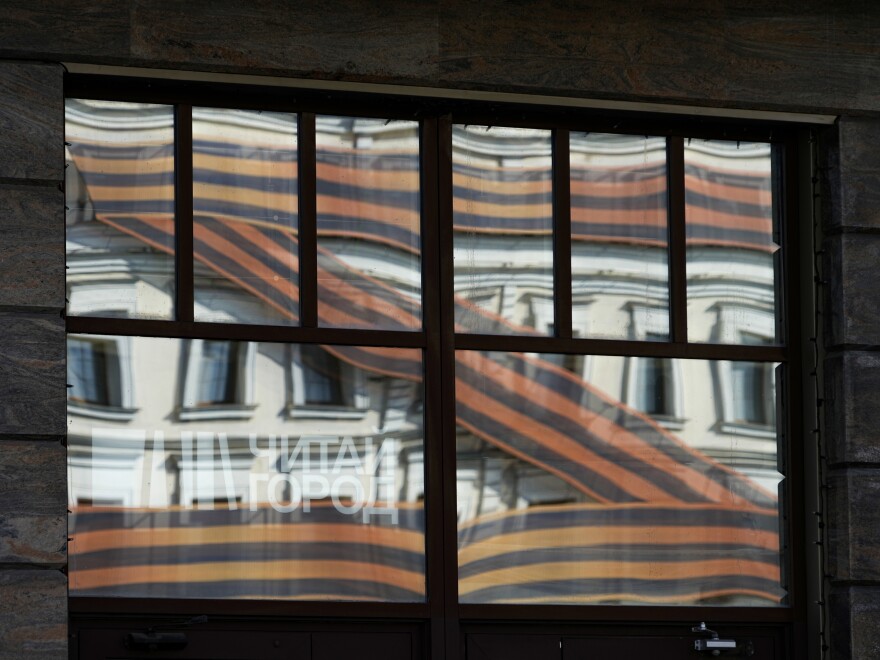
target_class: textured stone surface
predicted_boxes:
[825,352,880,466]
[0,185,64,309]
[0,439,66,567]
[439,0,880,112]
[829,585,880,660]
[0,312,65,436]
[0,1,878,113]
[824,234,880,348]
[0,570,66,659]
[822,118,880,230]
[0,62,63,181]
[130,0,439,82]
[827,469,880,582]
[0,515,66,567]
[0,439,66,515]
[0,1,130,63]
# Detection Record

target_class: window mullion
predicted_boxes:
[298,112,318,328]
[667,135,687,343]
[432,113,461,659]
[552,129,573,338]
[175,104,194,323]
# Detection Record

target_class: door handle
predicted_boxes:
[123,615,207,652]
[124,631,188,651]
[692,622,737,655]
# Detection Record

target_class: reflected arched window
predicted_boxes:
[180,339,256,420]
[198,340,240,406]
[301,344,344,406]
[635,355,673,416]
[730,360,775,426]
[68,337,116,406]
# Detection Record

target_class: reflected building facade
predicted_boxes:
[66,100,783,606]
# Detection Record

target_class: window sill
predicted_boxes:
[67,401,138,422]
[719,421,776,439]
[287,405,369,420]
[652,416,686,432]
[178,404,257,421]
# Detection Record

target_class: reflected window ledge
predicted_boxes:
[718,421,777,439]
[178,404,257,421]
[67,402,138,422]
[651,415,687,432]
[286,405,369,421]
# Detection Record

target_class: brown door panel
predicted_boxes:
[312,632,414,660]
[77,629,309,659]
[467,633,561,660]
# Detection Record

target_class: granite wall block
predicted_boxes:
[0,438,66,567]
[0,570,66,660]
[0,1,130,64]
[822,117,880,231]
[0,184,64,309]
[438,0,880,113]
[824,233,880,348]
[824,352,880,466]
[0,2,878,113]
[0,312,65,436]
[829,585,880,660]
[129,0,439,82]
[0,62,63,181]
[827,468,880,583]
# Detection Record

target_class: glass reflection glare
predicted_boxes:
[65,100,176,320]
[455,350,783,606]
[67,336,426,601]
[570,133,668,340]
[316,116,422,330]
[453,125,553,335]
[685,140,780,344]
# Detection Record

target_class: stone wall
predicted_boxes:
[823,117,880,659]
[0,2,877,658]
[0,62,67,659]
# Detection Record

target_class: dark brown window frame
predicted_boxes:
[64,73,809,647]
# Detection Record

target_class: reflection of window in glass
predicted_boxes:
[63,88,797,612]
[197,340,241,405]
[68,337,116,406]
[65,99,176,321]
[717,358,778,438]
[67,335,136,421]
[635,355,673,416]
[180,339,256,420]
[302,344,344,405]
[713,306,777,435]
[570,133,669,341]
[624,309,682,425]
[684,140,780,345]
[289,345,368,418]
[316,115,422,331]
[730,361,775,426]
[542,350,587,381]
[453,125,553,335]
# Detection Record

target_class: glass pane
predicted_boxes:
[453,126,553,335]
[685,140,780,344]
[193,107,299,325]
[456,350,784,606]
[68,336,425,602]
[316,116,421,330]
[570,133,668,340]
[65,100,175,320]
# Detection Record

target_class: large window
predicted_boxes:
[65,77,802,633]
